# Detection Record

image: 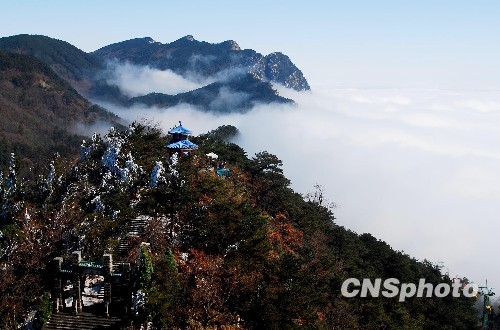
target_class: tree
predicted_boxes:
[1,153,20,223]
[147,248,181,328]
[138,244,153,290]
[249,151,283,175]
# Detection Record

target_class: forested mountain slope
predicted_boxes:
[0,51,121,170]
[0,124,480,329]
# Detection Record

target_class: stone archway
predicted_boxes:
[51,251,131,318]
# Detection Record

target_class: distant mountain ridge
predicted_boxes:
[92,35,311,92]
[127,73,294,112]
[0,34,310,112]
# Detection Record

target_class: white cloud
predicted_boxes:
[454,100,500,113]
[209,87,251,111]
[104,61,206,97]
[72,119,118,137]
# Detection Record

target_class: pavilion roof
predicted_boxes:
[166,139,198,149]
[168,121,192,135]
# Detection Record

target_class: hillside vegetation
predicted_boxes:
[0,123,480,329]
[0,34,103,93]
[0,51,121,170]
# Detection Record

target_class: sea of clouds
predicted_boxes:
[94,63,500,294]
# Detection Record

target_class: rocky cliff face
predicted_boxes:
[93,35,310,91]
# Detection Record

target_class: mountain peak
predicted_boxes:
[173,35,195,43]
[145,37,161,44]
[221,40,240,51]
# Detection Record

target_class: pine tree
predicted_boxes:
[148,248,181,328]
[138,244,154,290]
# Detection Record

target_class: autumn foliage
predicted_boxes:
[0,124,481,329]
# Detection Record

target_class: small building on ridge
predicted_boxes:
[166,121,198,154]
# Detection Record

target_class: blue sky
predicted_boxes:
[4,0,500,293]
[3,1,500,88]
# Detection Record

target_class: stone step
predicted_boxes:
[43,312,123,329]
[115,216,152,261]
[98,285,105,299]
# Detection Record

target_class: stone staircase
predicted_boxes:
[42,312,124,329]
[82,283,105,302]
[116,216,150,259]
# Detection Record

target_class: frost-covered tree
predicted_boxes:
[0,171,3,200]
[91,195,105,213]
[5,153,16,193]
[121,152,141,183]
[150,161,166,187]
[102,128,124,175]
[100,170,115,190]
[168,153,179,178]
[1,153,20,222]
[46,161,55,188]
[40,161,56,200]
[80,133,101,161]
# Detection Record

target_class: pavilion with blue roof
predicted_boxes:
[166,121,198,153]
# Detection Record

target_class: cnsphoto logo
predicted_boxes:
[341,278,478,302]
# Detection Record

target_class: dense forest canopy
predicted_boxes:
[0,123,485,329]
